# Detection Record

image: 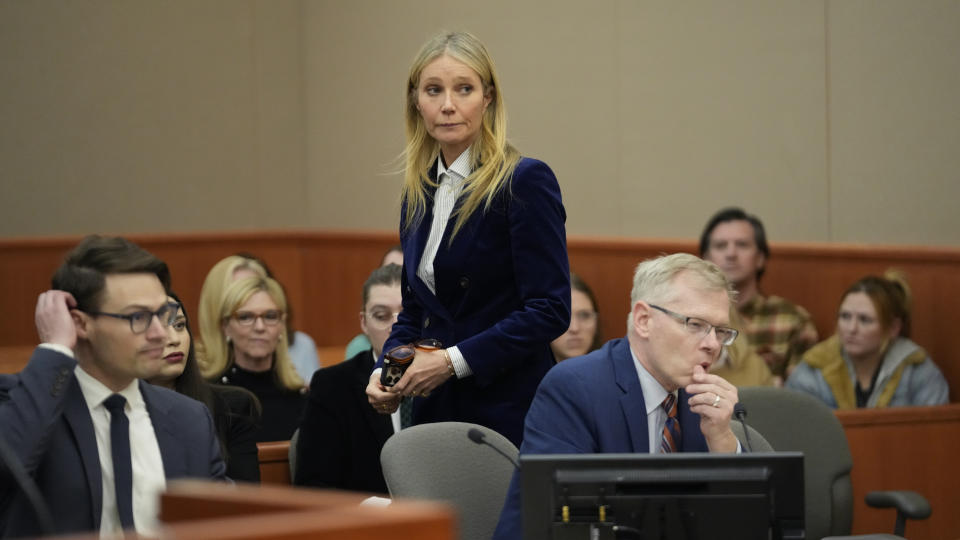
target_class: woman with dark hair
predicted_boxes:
[148,293,262,482]
[786,271,949,408]
[551,273,602,362]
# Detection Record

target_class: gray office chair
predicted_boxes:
[380,422,517,540]
[731,419,774,452]
[738,387,930,540]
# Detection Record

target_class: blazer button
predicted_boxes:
[459,276,470,289]
[423,317,430,328]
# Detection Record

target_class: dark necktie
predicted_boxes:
[400,396,413,429]
[103,394,135,530]
[660,393,682,453]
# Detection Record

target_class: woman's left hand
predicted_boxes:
[393,348,453,398]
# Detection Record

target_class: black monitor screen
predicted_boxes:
[521,452,804,540]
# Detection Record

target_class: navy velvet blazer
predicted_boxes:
[380,157,571,447]
[492,338,711,540]
[0,347,226,537]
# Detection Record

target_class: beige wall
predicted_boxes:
[2,1,958,245]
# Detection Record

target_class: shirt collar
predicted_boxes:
[74,364,144,411]
[629,346,673,416]
[436,147,472,183]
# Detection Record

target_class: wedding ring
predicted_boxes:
[712,394,721,408]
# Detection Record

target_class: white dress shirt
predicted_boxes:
[629,347,741,453]
[414,149,474,378]
[73,364,166,537]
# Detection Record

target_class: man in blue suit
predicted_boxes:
[0,236,225,538]
[493,253,744,539]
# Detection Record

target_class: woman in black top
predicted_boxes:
[148,293,261,482]
[203,276,306,442]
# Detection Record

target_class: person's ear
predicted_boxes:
[632,301,653,338]
[359,311,368,336]
[755,251,767,274]
[73,310,90,340]
[888,318,903,340]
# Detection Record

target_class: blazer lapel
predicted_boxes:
[403,161,455,322]
[62,379,103,529]
[140,382,181,478]
[612,340,650,453]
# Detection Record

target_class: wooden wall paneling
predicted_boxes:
[1,232,957,397]
[838,405,960,539]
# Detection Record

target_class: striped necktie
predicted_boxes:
[400,396,413,429]
[660,393,682,453]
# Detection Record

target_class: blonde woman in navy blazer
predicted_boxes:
[365,31,570,447]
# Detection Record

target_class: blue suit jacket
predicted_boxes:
[380,157,571,447]
[492,338,710,540]
[0,347,226,537]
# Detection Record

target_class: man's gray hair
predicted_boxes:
[630,253,736,308]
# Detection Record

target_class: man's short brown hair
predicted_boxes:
[51,235,171,312]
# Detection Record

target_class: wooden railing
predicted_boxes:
[838,404,960,539]
[2,231,958,396]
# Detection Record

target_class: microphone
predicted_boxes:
[0,434,55,535]
[733,403,753,453]
[467,428,519,469]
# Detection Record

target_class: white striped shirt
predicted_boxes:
[415,149,473,378]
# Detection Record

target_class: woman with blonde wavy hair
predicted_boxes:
[207,276,306,442]
[196,255,268,377]
[787,270,948,408]
[365,31,571,446]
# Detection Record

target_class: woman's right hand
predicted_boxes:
[366,370,401,415]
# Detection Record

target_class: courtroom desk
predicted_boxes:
[159,480,453,539]
[839,404,960,539]
[258,439,292,485]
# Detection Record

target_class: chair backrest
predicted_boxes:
[738,387,854,540]
[380,422,518,540]
[731,420,775,452]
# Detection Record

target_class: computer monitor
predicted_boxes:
[521,452,804,540]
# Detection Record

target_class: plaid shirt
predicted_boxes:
[739,294,819,377]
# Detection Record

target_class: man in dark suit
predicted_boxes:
[294,264,402,493]
[0,236,225,538]
[493,253,745,539]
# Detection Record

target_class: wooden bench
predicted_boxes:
[257,440,292,485]
[839,404,960,539]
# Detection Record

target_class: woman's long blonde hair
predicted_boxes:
[402,31,521,239]
[204,276,304,391]
[196,255,267,378]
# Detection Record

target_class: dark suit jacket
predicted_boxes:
[0,347,226,537]
[492,338,711,540]
[294,349,393,494]
[379,157,571,447]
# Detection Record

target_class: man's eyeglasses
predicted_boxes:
[230,310,284,326]
[86,302,179,334]
[648,304,739,346]
[365,309,400,330]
